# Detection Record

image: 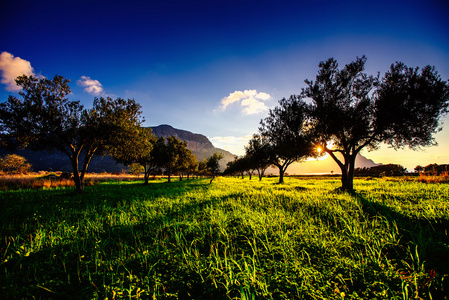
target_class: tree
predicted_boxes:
[206,152,224,184]
[197,159,208,178]
[175,142,195,181]
[0,154,32,174]
[154,136,189,183]
[0,75,144,193]
[109,126,158,185]
[223,156,250,179]
[245,134,272,181]
[303,56,449,191]
[183,152,198,180]
[259,96,316,184]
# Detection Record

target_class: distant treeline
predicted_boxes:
[354,163,449,177]
[415,164,449,175]
[354,164,406,176]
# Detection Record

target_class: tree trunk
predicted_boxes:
[278,166,285,184]
[70,154,83,193]
[79,148,96,192]
[338,154,356,192]
[144,167,150,185]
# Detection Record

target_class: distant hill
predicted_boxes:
[149,124,235,169]
[0,125,236,172]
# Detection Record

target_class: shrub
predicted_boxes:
[0,154,32,174]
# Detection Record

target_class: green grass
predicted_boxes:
[1,176,448,299]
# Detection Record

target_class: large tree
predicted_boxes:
[303,56,449,191]
[259,96,316,184]
[0,75,144,193]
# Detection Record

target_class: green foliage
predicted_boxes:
[301,56,449,191]
[109,127,157,184]
[1,177,448,299]
[206,152,224,183]
[0,154,32,174]
[0,75,144,193]
[128,163,144,176]
[259,96,316,183]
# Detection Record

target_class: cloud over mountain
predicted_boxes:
[0,52,36,91]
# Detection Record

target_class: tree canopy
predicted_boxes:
[302,56,449,191]
[109,126,157,185]
[258,95,317,183]
[0,75,144,192]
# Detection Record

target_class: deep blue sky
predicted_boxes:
[1,0,449,168]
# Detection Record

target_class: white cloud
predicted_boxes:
[0,51,36,91]
[219,89,271,115]
[210,135,253,156]
[77,76,104,96]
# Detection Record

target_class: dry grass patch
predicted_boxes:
[0,171,144,191]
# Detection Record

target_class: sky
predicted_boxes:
[1,0,449,171]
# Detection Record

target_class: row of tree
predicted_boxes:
[1,56,448,192]
[224,56,449,191]
[110,129,223,184]
[415,164,449,175]
[354,164,407,177]
[0,75,223,193]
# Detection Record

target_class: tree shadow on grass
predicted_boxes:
[353,192,449,298]
[1,178,232,299]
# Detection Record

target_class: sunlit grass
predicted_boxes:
[1,176,448,299]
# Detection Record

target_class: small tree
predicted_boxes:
[245,134,271,181]
[0,154,32,174]
[175,142,195,181]
[303,56,449,191]
[109,127,158,185]
[152,136,188,183]
[206,152,224,184]
[259,96,316,183]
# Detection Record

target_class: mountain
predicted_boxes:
[0,125,236,173]
[150,124,235,169]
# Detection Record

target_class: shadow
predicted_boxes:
[0,178,229,299]
[353,192,449,295]
[0,178,213,236]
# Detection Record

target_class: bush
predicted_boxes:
[0,154,32,174]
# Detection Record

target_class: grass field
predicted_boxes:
[1,176,448,299]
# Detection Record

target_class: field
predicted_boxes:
[1,176,448,299]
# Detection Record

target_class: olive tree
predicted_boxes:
[302,56,449,191]
[259,96,316,184]
[0,75,144,193]
[109,126,158,185]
